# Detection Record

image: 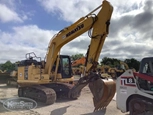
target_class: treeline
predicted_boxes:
[101,57,140,71]
[71,54,140,71]
[0,54,140,72]
[0,61,17,73]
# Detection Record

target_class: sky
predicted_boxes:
[0,0,153,63]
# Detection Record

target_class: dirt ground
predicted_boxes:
[0,83,128,115]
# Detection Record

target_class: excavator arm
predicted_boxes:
[59,0,115,111]
[44,0,113,77]
[67,1,115,111]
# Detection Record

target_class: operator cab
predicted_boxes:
[138,57,153,91]
[52,55,73,79]
[139,57,153,76]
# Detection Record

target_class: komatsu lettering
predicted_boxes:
[66,24,84,37]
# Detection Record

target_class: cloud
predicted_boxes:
[0,0,16,9]
[0,0,30,23]
[1,0,153,63]
[38,0,144,22]
[0,4,23,23]
[0,25,57,63]
[37,0,101,22]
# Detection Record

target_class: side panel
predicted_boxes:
[116,70,153,113]
[18,65,38,80]
[17,66,25,80]
[116,70,137,112]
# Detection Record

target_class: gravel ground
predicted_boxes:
[1,76,152,115]
[0,84,127,115]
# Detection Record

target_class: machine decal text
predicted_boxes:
[66,24,84,37]
[121,76,136,87]
[120,89,127,94]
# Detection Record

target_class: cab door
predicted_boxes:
[60,55,72,78]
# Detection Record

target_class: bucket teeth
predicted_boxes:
[89,78,116,111]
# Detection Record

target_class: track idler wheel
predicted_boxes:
[89,77,116,111]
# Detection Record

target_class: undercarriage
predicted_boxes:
[128,96,153,115]
[18,83,76,105]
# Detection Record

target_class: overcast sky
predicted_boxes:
[0,0,153,63]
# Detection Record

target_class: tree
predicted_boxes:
[100,57,140,71]
[71,54,84,61]
[0,61,16,72]
[100,57,121,67]
[124,58,140,71]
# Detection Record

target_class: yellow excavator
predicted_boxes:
[107,61,136,79]
[17,0,115,111]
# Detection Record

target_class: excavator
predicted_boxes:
[71,57,85,67]
[107,61,136,79]
[0,70,9,84]
[71,57,85,75]
[71,57,133,78]
[17,0,115,111]
[72,65,84,76]
[116,57,153,114]
[0,69,17,86]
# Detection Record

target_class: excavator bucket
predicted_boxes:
[89,77,116,111]
[68,73,116,111]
